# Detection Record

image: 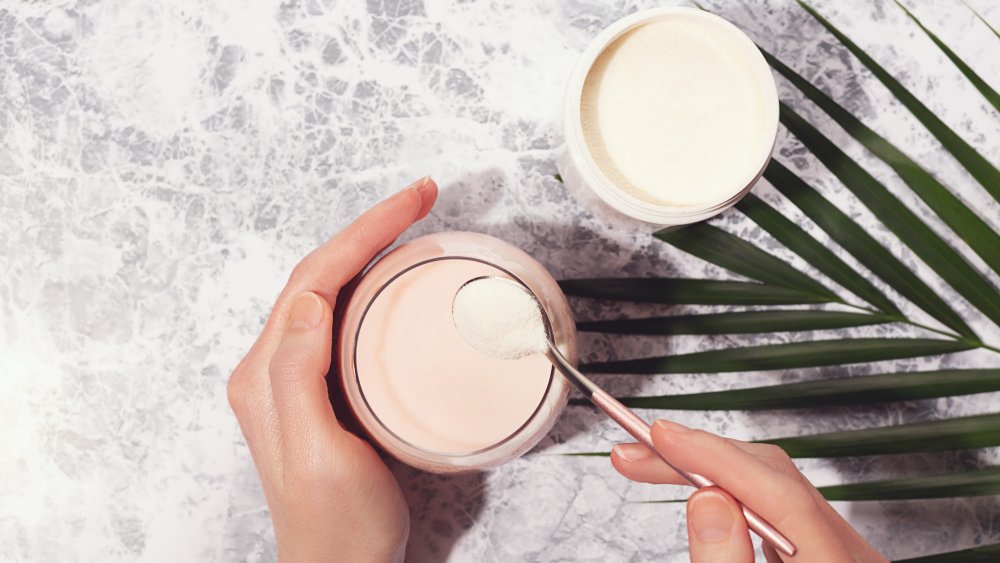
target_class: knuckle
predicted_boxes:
[761,443,790,461]
[755,443,802,478]
[287,256,316,285]
[286,267,305,287]
[226,369,248,414]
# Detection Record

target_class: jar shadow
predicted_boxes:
[392,464,488,563]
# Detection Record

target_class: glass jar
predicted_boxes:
[336,231,576,473]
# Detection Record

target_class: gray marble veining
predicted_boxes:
[2,0,1000,561]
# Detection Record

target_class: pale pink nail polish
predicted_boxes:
[400,175,430,195]
[287,293,324,331]
[613,443,653,462]
[689,491,736,543]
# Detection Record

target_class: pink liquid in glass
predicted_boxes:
[356,259,553,454]
[338,232,575,472]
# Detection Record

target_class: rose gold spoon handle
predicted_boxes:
[545,342,796,557]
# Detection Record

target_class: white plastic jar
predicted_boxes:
[559,7,779,225]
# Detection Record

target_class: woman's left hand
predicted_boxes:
[227,177,437,563]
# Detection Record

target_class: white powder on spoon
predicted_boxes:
[452,277,548,360]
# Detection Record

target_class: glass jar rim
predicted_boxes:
[349,255,558,461]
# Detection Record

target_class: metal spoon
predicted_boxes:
[454,276,796,556]
[544,340,795,557]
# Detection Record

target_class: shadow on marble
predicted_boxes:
[392,166,520,248]
[824,447,994,488]
[844,494,1000,560]
[324,364,488,563]
[392,464,487,563]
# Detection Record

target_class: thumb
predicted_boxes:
[687,488,754,563]
[268,292,341,456]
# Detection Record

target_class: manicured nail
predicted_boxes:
[653,419,689,434]
[689,491,735,543]
[613,443,654,462]
[287,292,324,331]
[401,176,431,195]
[414,176,434,200]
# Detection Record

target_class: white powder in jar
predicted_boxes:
[580,15,772,208]
[452,277,548,360]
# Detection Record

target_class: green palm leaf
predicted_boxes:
[563,8,1000,558]
[760,412,1000,457]
[581,338,974,374]
[654,223,838,300]
[892,0,1000,114]
[577,310,892,336]
[966,1,1000,40]
[819,466,1000,501]
[764,160,975,340]
[780,102,1000,335]
[736,193,899,313]
[762,51,1000,276]
[896,543,1000,562]
[566,413,1000,459]
[575,369,1000,410]
[645,466,1000,505]
[644,466,1000,502]
[558,278,834,305]
[798,0,1000,201]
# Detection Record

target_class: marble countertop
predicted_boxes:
[3,0,1000,561]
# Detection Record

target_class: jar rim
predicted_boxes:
[351,255,556,459]
[562,7,779,225]
[337,232,574,472]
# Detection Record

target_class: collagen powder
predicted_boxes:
[453,277,548,360]
[580,16,772,208]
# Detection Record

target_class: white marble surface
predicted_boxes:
[3,0,1000,561]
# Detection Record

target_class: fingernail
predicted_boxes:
[414,176,435,200]
[287,292,324,331]
[400,176,431,195]
[613,443,653,462]
[653,419,688,434]
[689,491,735,543]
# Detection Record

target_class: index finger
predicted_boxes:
[611,438,791,486]
[284,176,438,305]
[649,420,846,559]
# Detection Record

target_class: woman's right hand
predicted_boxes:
[611,420,888,562]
